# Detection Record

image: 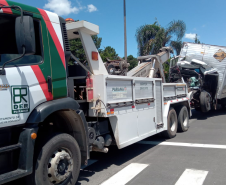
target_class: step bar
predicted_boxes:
[0,128,38,184]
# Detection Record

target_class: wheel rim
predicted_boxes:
[47,149,73,184]
[182,109,188,127]
[170,113,176,131]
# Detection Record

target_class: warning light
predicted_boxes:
[92,51,98,61]
[65,18,75,23]
[31,133,37,140]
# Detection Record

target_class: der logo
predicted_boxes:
[11,86,30,114]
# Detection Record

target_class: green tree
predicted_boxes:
[99,46,118,62]
[69,35,102,65]
[170,40,183,55]
[163,59,170,82]
[127,55,138,70]
[194,34,200,44]
[135,20,186,56]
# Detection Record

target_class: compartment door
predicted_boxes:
[155,81,163,125]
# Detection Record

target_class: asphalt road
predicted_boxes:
[77,109,226,185]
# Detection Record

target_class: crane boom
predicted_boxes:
[127,47,173,82]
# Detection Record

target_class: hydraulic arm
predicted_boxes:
[127,47,173,82]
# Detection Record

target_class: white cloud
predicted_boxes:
[87,4,97,13]
[76,0,86,10]
[185,33,197,40]
[44,0,79,16]
[202,25,206,27]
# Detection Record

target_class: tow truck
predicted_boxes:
[0,1,191,184]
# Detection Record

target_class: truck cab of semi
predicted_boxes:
[168,42,225,112]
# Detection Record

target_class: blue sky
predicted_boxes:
[13,0,226,57]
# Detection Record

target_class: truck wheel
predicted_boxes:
[177,106,189,132]
[161,108,178,139]
[27,133,81,185]
[200,91,211,112]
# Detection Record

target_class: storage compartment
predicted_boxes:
[106,79,133,104]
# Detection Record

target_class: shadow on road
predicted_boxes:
[191,108,226,120]
[76,143,156,184]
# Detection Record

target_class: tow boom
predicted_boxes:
[127,47,173,82]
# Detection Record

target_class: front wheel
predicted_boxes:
[200,91,211,112]
[161,108,178,139]
[26,133,81,185]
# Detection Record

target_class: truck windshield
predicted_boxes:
[0,14,43,68]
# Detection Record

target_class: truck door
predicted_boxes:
[39,10,68,99]
[0,13,52,128]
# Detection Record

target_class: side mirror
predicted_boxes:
[15,16,36,55]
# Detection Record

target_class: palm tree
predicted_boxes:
[170,40,183,56]
[136,20,186,56]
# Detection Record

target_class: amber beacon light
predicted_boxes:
[65,18,75,23]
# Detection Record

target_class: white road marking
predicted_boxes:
[81,159,98,170]
[139,141,226,149]
[100,163,148,185]
[175,169,208,185]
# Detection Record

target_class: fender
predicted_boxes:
[26,97,80,123]
[26,97,90,162]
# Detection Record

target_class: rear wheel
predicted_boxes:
[200,91,211,112]
[161,108,178,139]
[26,133,81,185]
[177,106,189,132]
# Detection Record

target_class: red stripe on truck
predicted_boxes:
[31,65,53,101]
[38,8,66,69]
[0,0,13,14]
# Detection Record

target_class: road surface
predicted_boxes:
[77,109,226,185]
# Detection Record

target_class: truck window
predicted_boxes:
[0,14,43,67]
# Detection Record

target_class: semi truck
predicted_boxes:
[0,1,191,184]
[169,42,226,112]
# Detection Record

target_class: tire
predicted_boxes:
[107,65,116,75]
[161,108,178,139]
[26,133,81,185]
[200,91,211,112]
[177,106,189,132]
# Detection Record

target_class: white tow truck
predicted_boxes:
[0,2,191,184]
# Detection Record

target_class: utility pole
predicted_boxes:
[124,0,127,62]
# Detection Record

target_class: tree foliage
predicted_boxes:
[135,20,186,56]
[69,35,102,65]
[170,40,183,56]
[163,59,170,82]
[127,55,138,71]
[99,46,119,62]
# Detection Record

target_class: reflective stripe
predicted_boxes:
[38,8,66,69]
